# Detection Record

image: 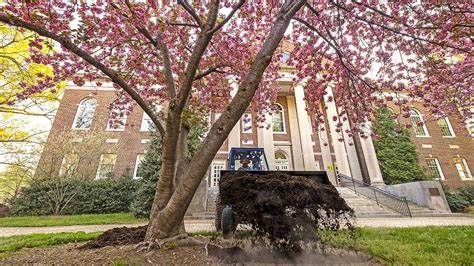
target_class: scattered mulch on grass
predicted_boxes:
[219,171,354,255]
[79,225,147,249]
[1,237,381,265]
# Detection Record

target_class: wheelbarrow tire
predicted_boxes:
[221,206,235,239]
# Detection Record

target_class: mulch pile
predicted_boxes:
[219,171,354,255]
[79,225,147,249]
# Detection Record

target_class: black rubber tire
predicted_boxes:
[221,206,235,239]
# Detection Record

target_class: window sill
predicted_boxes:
[105,129,125,132]
[71,127,90,131]
[442,136,456,138]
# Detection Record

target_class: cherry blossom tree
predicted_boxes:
[0,1,471,245]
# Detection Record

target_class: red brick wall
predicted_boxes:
[37,87,152,179]
[403,103,474,188]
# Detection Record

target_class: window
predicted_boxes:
[453,158,473,180]
[275,150,290,170]
[106,103,128,131]
[437,117,455,137]
[96,154,117,179]
[272,104,285,133]
[140,113,155,131]
[210,161,225,187]
[425,158,445,180]
[410,109,429,137]
[59,154,79,176]
[133,154,146,179]
[242,113,252,133]
[72,98,97,129]
[280,52,290,63]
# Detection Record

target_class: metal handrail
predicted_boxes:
[338,174,412,217]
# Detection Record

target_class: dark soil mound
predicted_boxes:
[79,226,147,249]
[219,171,354,255]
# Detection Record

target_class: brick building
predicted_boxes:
[37,78,474,189]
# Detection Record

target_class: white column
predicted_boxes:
[294,85,317,170]
[228,122,241,152]
[318,128,337,185]
[324,87,351,177]
[287,95,304,170]
[342,120,363,181]
[227,86,241,154]
[360,125,385,186]
[257,113,276,170]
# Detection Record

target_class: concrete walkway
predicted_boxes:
[0,216,473,237]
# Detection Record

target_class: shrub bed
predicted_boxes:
[10,177,139,216]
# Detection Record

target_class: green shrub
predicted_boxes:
[64,177,138,215]
[130,133,161,218]
[443,185,474,212]
[10,177,139,216]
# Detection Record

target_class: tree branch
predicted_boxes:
[194,64,228,80]
[210,0,245,34]
[178,0,203,29]
[0,14,166,136]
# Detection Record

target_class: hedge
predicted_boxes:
[10,177,139,216]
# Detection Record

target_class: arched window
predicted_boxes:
[272,104,286,133]
[437,117,455,137]
[409,109,429,137]
[275,150,290,170]
[72,98,97,129]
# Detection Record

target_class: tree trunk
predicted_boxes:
[144,0,306,242]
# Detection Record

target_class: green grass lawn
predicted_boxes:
[321,226,474,265]
[0,213,145,227]
[0,226,472,264]
[0,231,101,259]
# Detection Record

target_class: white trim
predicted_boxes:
[141,139,151,144]
[426,158,445,181]
[440,117,456,137]
[210,160,226,187]
[272,103,287,134]
[133,154,145,179]
[95,154,117,179]
[410,109,430,137]
[72,98,97,129]
[422,144,433,149]
[105,138,119,143]
[454,158,473,180]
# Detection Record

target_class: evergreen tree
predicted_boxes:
[372,108,428,185]
[130,121,207,218]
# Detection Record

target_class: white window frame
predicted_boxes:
[425,158,445,181]
[437,117,456,137]
[140,113,155,132]
[272,104,286,134]
[410,109,429,137]
[96,154,117,179]
[242,113,252,133]
[106,103,128,131]
[454,158,473,180]
[210,160,225,187]
[133,154,146,179]
[72,98,97,130]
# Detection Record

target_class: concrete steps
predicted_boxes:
[185,187,218,220]
[337,186,443,217]
[337,187,403,217]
